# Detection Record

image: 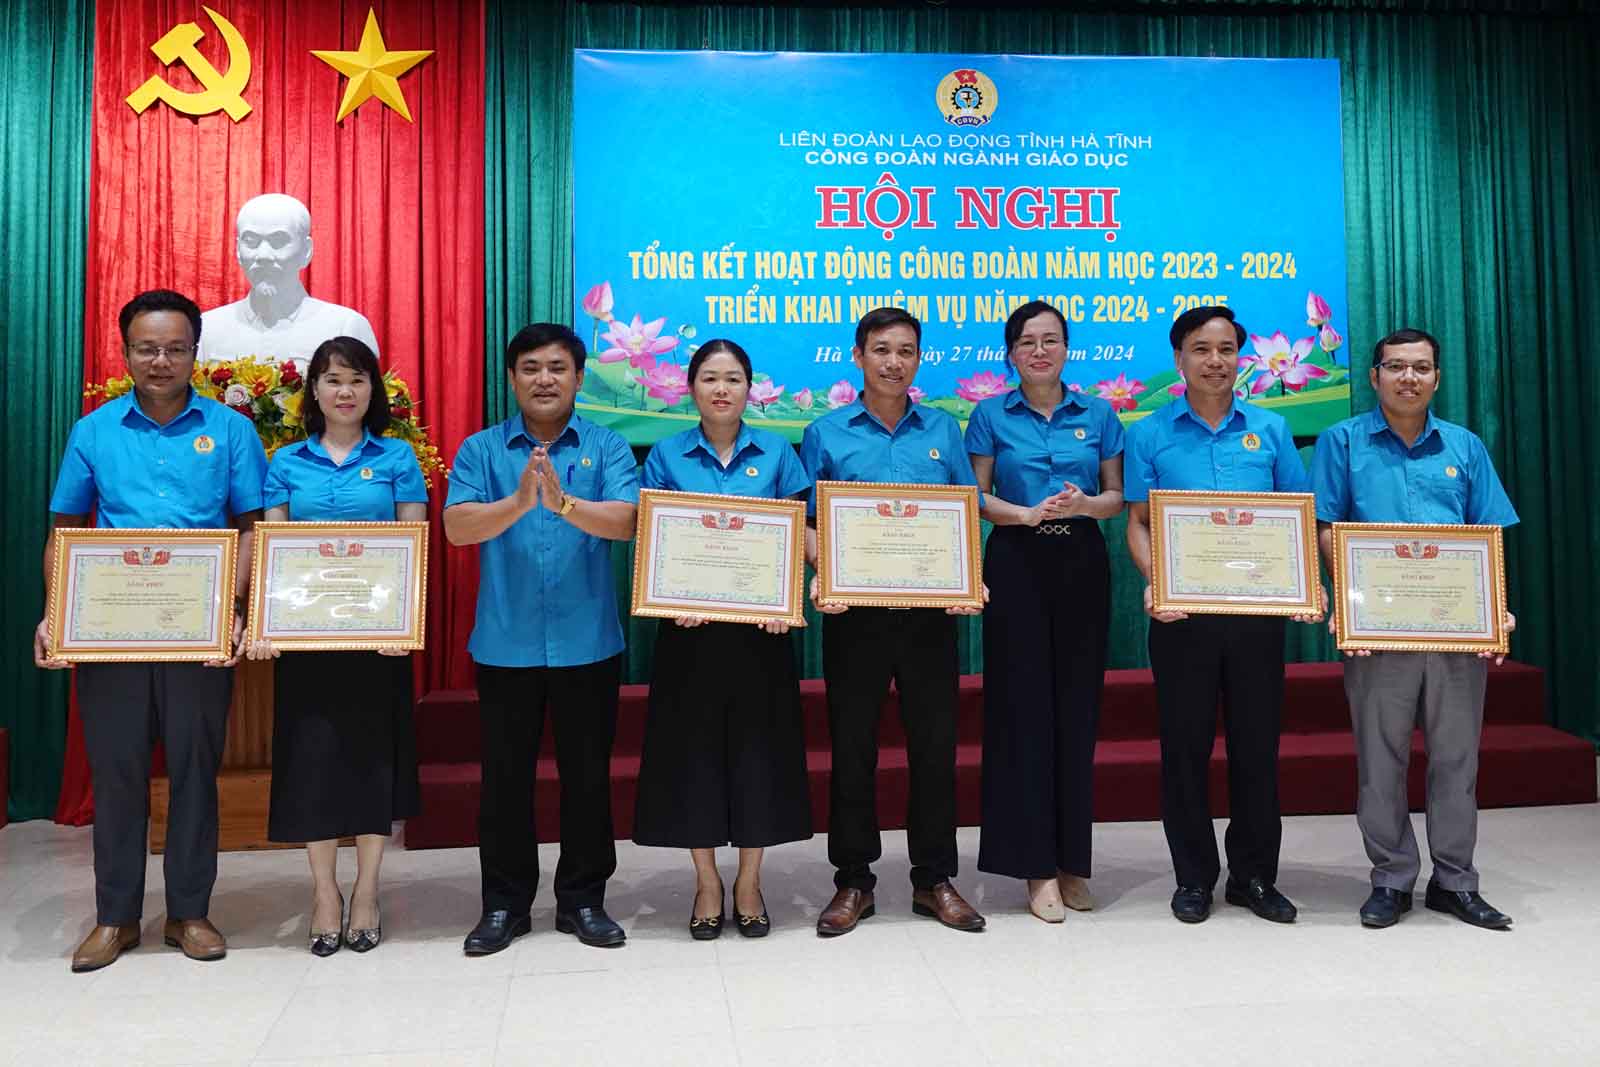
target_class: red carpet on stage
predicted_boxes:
[403,661,1597,849]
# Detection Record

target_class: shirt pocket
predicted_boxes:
[1415,470,1468,521]
[1232,451,1278,490]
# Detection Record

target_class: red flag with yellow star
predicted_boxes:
[60,1,484,822]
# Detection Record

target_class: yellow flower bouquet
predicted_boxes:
[85,356,447,487]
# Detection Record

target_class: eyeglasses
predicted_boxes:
[1013,337,1064,355]
[1377,360,1436,377]
[126,343,197,363]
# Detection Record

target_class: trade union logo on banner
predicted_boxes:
[935,68,997,126]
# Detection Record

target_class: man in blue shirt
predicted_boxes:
[36,290,266,973]
[802,307,987,936]
[1313,328,1519,931]
[444,323,639,955]
[1125,305,1320,926]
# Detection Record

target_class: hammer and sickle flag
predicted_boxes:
[125,6,253,122]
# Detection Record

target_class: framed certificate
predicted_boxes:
[631,490,807,626]
[1148,491,1320,616]
[47,528,239,662]
[815,481,983,610]
[247,521,429,651]
[1331,522,1509,654]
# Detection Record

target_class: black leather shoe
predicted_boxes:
[1170,885,1213,924]
[1359,887,1413,928]
[555,905,627,947]
[1224,877,1298,923]
[463,910,532,956]
[1424,880,1512,930]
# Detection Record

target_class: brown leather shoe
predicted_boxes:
[163,917,227,961]
[71,923,140,973]
[816,887,875,937]
[912,881,986,932]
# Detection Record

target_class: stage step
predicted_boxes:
[403,661,1595,849]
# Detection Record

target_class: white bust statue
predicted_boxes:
[199,193,380,367]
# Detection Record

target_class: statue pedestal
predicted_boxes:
[150,658,283,852]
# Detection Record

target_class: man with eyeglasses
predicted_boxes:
[1312,328,1519,931]
[35,289,267,972]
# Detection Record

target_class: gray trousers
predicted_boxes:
[77,662,232,925]
[1344,653,1487,892]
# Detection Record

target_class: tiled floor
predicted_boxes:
[2,803,1598,1066]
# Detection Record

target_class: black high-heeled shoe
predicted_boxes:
[689,888,725,941]
[310,891,344,957]
[345,899,382,953]
[735,892,771,939]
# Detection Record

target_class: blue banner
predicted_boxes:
[574,51,1350,443]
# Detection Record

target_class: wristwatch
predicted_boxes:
[557,492,578,517]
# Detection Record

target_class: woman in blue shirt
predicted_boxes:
[631,339,813,940]
[964,301,1125,923]
[247,337,428,956]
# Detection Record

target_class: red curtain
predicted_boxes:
[58,0,484,823]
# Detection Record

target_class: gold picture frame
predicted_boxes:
[1331,522,1509,654]
[814,481,983,610]
[1148,490,1321,617]
[47,527,239,663]
[247,521,429,652]
[630,490,807,626]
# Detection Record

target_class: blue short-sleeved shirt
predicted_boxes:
[49,388,267,527]
[445,412,640,668]
[1311,408,1519,527]
[963,386,1125,504]
[264,431,428,522]
[642,423,811,500]
[798,400,979,515]
[1123,395,1308,502]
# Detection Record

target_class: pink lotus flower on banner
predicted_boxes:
[1095,372,1146,412]
[827,380,858,408]
[1244,332,1327,394]
[635,362,689,405]
[955,370,1013,402]
[747,380,785,412]
[581,281,614,322]
[794,387,814,410]
[1067,382,1084,393]
[907,385,926,403]
[1305,291,1332,327]
[1168,372,1187,398]
[1318,322,1344,353]
[599,314,678,371]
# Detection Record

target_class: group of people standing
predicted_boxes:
[35,288,1520,976]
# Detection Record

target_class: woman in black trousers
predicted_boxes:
[964,301,1125,922]
[631,339,813,939]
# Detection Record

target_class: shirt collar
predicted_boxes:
[1365,406,1440,447]
[305,428,377,462]
[1172,393,1243,431]
[685,422,760,463]
[846,398,924,434]
[121,386,205,429]
[505,411,583,449]
[1003,384,1087,417]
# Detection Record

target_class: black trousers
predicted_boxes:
[475,657,620,913]
[633,621,812,849]
[978,520,1109,879]
[1148,613,1286,889]
[824,608,959,892]
[77,662,233,925]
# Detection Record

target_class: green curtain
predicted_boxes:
[486,0,1600,738]
[0,0,92,820]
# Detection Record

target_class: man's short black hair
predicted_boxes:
[505,322,586,373]
[1371,328,1441,369]
[119,289,202,346]
[853,306,921,351]
[1169,304,1245,350]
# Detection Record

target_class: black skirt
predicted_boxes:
[632,620,813,849]
[268,651,420,843]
